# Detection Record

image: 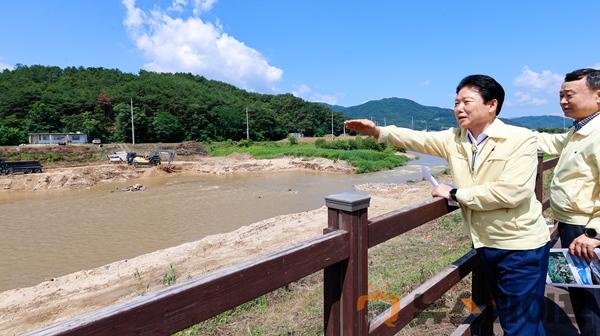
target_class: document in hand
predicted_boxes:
[421,165,458,207]
[421,165,439,186]
[546,248,600,288]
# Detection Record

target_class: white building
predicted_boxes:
[28,132,88,145]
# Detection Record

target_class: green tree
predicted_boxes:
[61,111,103,139]
[0,65,347,143]
[152,111,184,142]
[24,102,61,133]
[0,124,26,145]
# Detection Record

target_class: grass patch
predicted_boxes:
[207,141,408,173]
[161,264,177,287]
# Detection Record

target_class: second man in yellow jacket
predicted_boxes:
[535,68,600,336]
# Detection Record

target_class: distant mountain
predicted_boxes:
[324,98,568,131]
[326,97,456,130]
[504,115,570,130]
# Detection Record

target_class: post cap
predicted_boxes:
[325,192,371,212]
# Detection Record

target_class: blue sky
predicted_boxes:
[1,1,599,118]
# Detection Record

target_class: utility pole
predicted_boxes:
[246,106,249,140]
[331,110,334,136]
[411,115,414,129]
[384,117,387,126]
[130,97,135,145]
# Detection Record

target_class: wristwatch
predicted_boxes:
[449,188,458,202]
[585,228,600,240]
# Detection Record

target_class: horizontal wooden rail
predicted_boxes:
[29,230,350,336]
[368,197,458,248]
[369,250,478,335]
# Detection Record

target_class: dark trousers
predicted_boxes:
[477,243,550,336]
[558,222,600,336]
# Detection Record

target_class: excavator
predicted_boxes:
[125,149,175,168]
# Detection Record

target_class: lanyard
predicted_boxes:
[469,138,488,172]
[471,144,478,171]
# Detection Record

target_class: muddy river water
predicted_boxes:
[0,153,446,292]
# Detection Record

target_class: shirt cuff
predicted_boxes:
[586,219,600,232]
[455,188,472,205]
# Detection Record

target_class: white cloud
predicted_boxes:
[168,0,188,13]
[514,66,562,92]
[122,0,282,92]
[292,84,338,105]
[513,91,547,106]
[509,66,563,107]
[593,63,600,69]
[167,0,217,15]
[0,62,13,71]
[420,79,430,87]
[123,0,145,29]
[192,0,218,15]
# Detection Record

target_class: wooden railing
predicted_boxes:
[29,154,559,336]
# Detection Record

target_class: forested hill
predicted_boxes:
[0,65,345,145]
[324,98,456,130]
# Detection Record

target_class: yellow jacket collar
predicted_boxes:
[575,111,600,136]
[460,118,507,140]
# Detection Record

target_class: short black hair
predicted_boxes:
[456,74,505,116]
[565,68,600,90]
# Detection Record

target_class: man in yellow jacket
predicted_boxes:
[345,74,550,336]
[536,68,600,335]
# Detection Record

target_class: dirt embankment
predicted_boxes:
[0,180,438,335]
[0,154,353,192]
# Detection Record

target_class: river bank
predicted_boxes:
[0,153,355,192]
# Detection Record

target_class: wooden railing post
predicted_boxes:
[324,192,370,336]
[535,152,544,202]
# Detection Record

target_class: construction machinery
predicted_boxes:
[0,159,43,175]
[125,150,175,168]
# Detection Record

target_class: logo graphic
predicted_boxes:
[357,284,482,327]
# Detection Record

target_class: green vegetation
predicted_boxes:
[286,135,298,145]
[314,136,403,153]
[208,140,409,173]
[536,127,569,134]
[161,264,177,287]
[0,65,345,145]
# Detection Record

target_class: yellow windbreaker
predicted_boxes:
[536,114,600,231]
[379,118,550,250]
